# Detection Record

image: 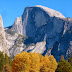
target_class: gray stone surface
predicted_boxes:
[51,18,72,61]
[6,5,72,61]
[0,15,9,56]
[5,29,27,58]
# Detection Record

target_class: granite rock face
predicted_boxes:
[0,15,9,56]
[51,18,72,61]
[5,29,28,58]
[11,5,65,36]
[11,17,23,35]
[6,5,72,61]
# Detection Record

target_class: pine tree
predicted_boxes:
[56,59,72,72]
[0,51,5,71]
[0,51,12,71]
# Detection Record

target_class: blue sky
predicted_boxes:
[0,0,72,27]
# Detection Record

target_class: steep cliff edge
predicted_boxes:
[6,5,72,61]
[0,15,9,56]
[11,5,65,35]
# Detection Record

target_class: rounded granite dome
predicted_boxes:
[35,5,65,18]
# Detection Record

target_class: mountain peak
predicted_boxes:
[6,5,72,61]
[0,14,3,28]
[34,5,65,18]
[0,14,1,18]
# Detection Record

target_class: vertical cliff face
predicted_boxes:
[11,5,65,36]
[11,5,65,50]
[10,6,65,52]
[6,5,72,61]
[51,18,72,61]
[0,15,9,56]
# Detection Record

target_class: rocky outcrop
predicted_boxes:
[5,28,46,58]
[5,29,28,58]
[11,5,65,35]
[24,39,46,54]
[11,17,23,35]
[0,15,9,56]
[6,5,72,61]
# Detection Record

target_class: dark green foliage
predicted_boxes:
[56,60,72,72]
[4,54,12,66]
[5,29,16,36]
[0,51,5,71]
[4,54,9,64]
[0,51,12,71]
[69,54,72,66]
